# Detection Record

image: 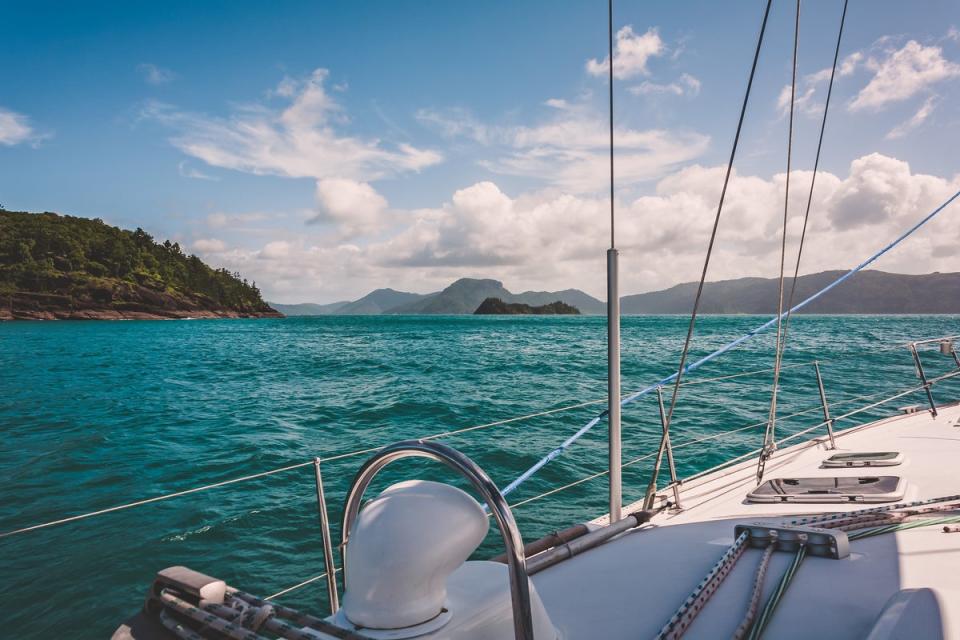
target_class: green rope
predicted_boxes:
[849,515,960,541]
[746,546,806,640]
[744,514,960,638]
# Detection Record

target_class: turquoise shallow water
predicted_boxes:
[1,314,959,637]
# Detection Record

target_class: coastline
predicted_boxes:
[1,309,284,321]
[0,291,284,321]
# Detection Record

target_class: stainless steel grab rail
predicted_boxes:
[340,439,535,640]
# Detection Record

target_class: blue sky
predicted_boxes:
[2,1,959,302]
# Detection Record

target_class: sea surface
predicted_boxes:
[1,314,958,638]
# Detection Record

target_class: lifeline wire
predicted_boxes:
[500,186,960,499]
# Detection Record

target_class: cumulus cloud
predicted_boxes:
[586,26,665,79]
[193,238,227,253]
[417,106,709,193]
[144,69,442,181]
[205,153,960,303]
[849,40,960,111]
[146,68,443,237]
[260,240,292,260]
[313,177,389,236]
[0,107,46,146]
[138,63,176,85]
[885,96,937,139]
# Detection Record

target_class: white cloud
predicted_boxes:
[486,125,709,193]
[138,63,176,85]
[313,177,389,236]
[776,53,862,118]
[193,238,227,253]
[207,211,273,229]
[415,107,493,145]
[885,96,937,139]
[850,40,960,111]
[210,152,960,303]
[418,106,709,193]
[0,107,45,146]
[586,26,665,79]
[147,68,444,241]
[145,68,443,182]
[629,73,701,97]
[260,240,292,260]
[178,161,218,181]
[839,52,863,76]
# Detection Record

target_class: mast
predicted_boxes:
[606,0,622,523]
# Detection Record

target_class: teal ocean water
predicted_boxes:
[2,315,959,638]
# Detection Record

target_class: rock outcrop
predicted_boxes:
[473,297,580,315]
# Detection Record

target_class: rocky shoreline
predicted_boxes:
[1,290,283,321]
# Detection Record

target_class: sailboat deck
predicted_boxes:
[533,402,960,638]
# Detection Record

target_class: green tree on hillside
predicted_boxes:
[0,209,271,312]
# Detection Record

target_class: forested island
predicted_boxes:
[0,209,281,320]
[473,297,580,315]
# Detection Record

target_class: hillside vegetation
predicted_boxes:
[474,297,580,315]
[0,209,280,320]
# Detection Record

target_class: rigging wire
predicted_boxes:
[758,0,801,484]
[758,0,850,484]
[500,185,960,500]
[643,0,774,503]
[778,0,850,361]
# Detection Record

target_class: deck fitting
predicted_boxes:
[735,522,849,559]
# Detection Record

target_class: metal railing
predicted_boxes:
[340,440,534,640]
[639,335,960,505]
[2,334,959,622]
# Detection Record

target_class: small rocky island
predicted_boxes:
[473,297,580,315]
[0,209,282,320]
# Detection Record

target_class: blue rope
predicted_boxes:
[501,188,960,498]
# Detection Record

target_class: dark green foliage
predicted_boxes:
[473,297,580,315]
[0,209,271,311]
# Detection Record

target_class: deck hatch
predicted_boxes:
[821,451,903,468]
[747,476,905,503]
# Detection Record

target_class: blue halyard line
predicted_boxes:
[500,189,960,499]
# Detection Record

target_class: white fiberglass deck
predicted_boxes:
[532,402,960,639]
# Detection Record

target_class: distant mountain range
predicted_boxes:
[272,278,606,316]
[270,270,960,316]
[621,270,960,314]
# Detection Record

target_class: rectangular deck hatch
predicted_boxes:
[821,451,903,468]
[747,476,905,504]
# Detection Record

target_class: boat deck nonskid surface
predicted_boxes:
[532,403,960,639]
